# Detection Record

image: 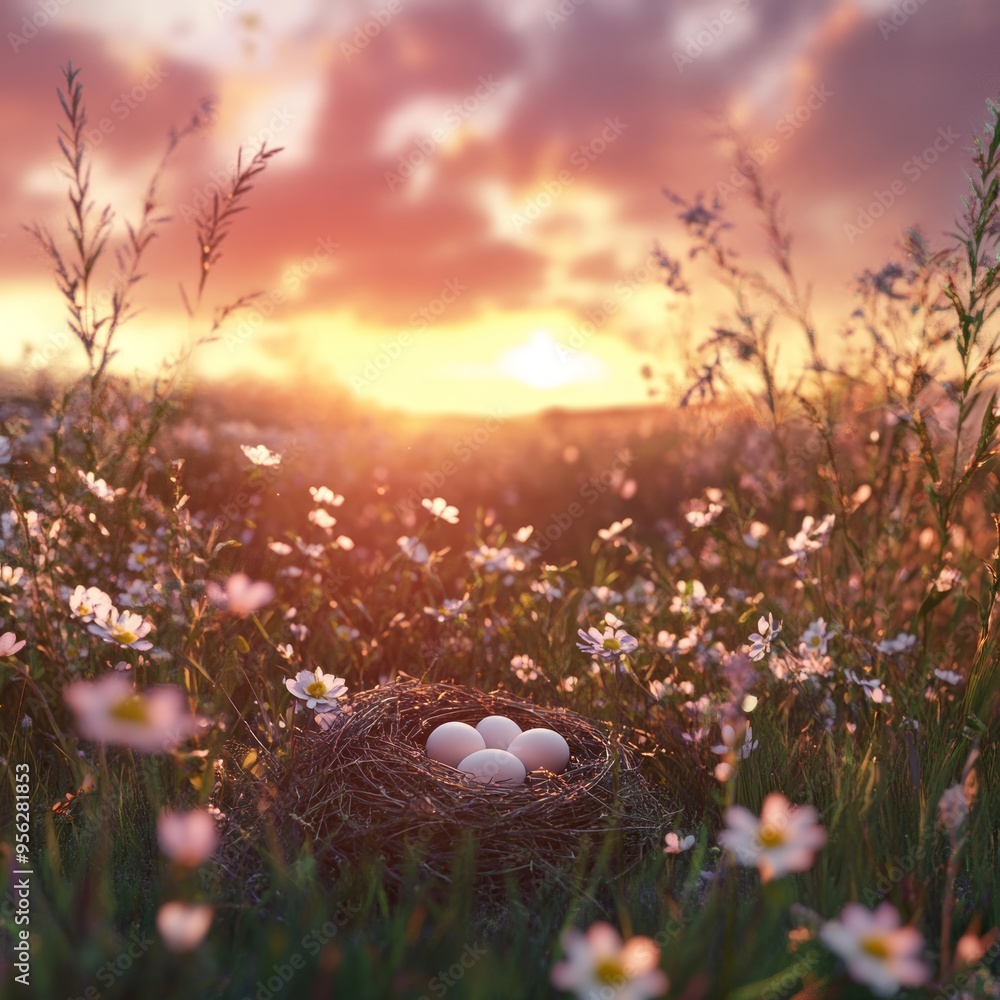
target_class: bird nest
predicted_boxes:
[215,682,674,887]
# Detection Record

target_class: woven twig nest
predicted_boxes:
[216,682,674,886]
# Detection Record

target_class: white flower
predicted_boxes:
[315,708,342,730]
[748,613,781,661]
[933,565,962,592]
[285,667,347,709]
[819,903,929,996]
[421,496,459,524]
[423,596,469,622]
[933,668,962,685]
[268,541,294,556]
[514,525,534,542]
[780,514,836,566]
[712,723,758,761]
[576,623,639,662]
[0,631,27,657]
[88,608,154,650]
[0,565,24,587]
[550,922,668,1000]
[69,585,114,623]
[78,470,124,501]
[64,675,197,752]
[157,902,213,952]
[845,669,892,704]
[127,543,156,573]
[530,578,564,602]
[742,521,769,548]
[206,573,275,615]
[937,784,969,842]
[597,518,633,542]
[799,618,834,658]
[875,632,917,655]
[718,792,827,882]
[308,508,337,531]
[309,486,344,507]
[240,444,281,467]
[511,654,539,682]
[397,536,429,564]
[663,832,695,855]
[685,502,724,528]
[157,809,220,867]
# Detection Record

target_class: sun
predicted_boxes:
[498,329,604,390]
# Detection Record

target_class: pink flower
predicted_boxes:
[0,631,26,657]
[820,903,929,996]
[718,792,826,882]
[551,922,668,1000]
[206,573,275,615]
[64,675,198,752]
[157,809,220,867]
[157,903,213,952]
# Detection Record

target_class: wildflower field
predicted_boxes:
[3,67,1000,1000]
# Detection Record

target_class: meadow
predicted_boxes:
[1,66,999,999]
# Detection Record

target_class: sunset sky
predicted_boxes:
[2,0,998,414]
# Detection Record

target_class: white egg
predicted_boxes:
[475,715,522,750]
[425,722,485,767]
[507,728,570,774]
[456,748,526,786]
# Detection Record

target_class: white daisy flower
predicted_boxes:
[88,608,154,650]
[284,667,347,709]
[69,585,114,623]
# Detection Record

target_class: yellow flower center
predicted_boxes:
[110,695,149,725]
[79,602,92,616]
[594,957,627,987]
[861,936,890,960]
[603,638,621,651]
[111,626,139,645]
[306,680,328,698]
[756,825,786,849]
